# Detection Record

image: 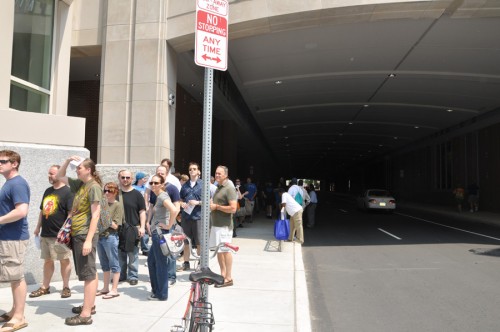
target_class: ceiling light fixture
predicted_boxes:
[280,109,285,112]
[447,109,454,112]
[363,104,369,108]
[394,137,398,140]
[282,125,287,129]
[348,122,353,125]
[275,80,283,85]
[414,126,419,129]
[388,73,396,78]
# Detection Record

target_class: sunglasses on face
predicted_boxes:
[120,176,131,180]
[0,160,11,164]
[149,181,161,185]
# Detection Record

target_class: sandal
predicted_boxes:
[61,287,71,298]
[0,321,28,331]
[71,305,96,315]
[96,290,109,296]
[65,314,92,326]
[29,287,50,298]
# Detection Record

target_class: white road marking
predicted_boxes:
[396,212,500,242]
[378,228,402,240]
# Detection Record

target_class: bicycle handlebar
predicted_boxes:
[224,243,239,252]
[169,232,239,259]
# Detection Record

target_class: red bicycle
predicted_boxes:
[170,235,239,332]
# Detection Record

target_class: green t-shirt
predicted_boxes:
[68,178,103,236]
[211,180,237,228]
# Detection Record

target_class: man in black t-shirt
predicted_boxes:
[117,170,146,285]
[31,165,74,298]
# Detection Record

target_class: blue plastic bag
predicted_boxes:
[274,218,290,240]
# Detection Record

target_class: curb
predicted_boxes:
[294,242,312,332]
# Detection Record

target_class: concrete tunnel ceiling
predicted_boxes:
[174,1,500,178]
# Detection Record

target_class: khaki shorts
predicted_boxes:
[72,234,98,281]
[0,240,29,282]
[41,237,72,261]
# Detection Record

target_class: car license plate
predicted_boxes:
[380,202,386,207]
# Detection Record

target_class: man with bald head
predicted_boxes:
[117,170,146,285]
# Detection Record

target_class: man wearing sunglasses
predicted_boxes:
[178,162,203,271]
[117,170,146,286]
[0,150,30,330]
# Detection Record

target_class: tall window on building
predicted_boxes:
[10,0,55,113]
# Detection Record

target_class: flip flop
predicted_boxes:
[102,293,120,299]
[0,322,28,332]
[0,314,10,323]
[96,290,109,296]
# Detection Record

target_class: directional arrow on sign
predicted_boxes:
[202,54,222,63]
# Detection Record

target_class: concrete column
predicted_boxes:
[98,0,177,164]
[51,1,74,116]
[0,1,14,111]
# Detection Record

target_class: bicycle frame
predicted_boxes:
[170,235,238,332]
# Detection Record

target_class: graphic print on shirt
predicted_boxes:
[43,194,60,219]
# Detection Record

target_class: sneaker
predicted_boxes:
[129,280,138,286]
[148,294,159,301]
[176,262,190,272]
[169,280,176,288]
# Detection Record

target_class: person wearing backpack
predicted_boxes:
[287,178,304,206]
[56,156,103,326]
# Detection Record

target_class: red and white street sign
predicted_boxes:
[195,0,228,71]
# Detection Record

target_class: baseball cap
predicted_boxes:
[135,172,147,182]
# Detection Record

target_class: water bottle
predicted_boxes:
[157,227,170,256]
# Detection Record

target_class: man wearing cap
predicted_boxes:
[133,172,148,196]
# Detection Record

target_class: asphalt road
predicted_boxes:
[302,196,500,332]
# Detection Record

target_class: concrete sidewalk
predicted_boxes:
[0,215,311,332]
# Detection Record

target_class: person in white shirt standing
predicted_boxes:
[279,188,304,244]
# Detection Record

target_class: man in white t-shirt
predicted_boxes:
[279,188,304,244]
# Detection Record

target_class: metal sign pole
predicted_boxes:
[200,67,214,269]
